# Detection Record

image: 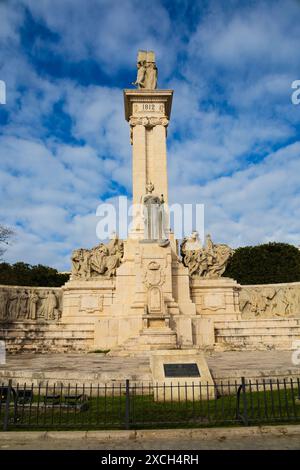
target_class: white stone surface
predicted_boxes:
[150,349,215,400]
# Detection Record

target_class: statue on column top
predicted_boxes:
[132,50,158,90]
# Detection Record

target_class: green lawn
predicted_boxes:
[1,385,300,431]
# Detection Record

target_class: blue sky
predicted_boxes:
[1,0,300,270]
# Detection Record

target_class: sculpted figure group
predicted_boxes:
[132,50,158,90]
[71,235,124,279]
[181,232,234,279]
[240,285,300,318]
[0,287,62,322]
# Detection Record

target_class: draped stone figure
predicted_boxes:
[71,235,124,279]
[105,234,124,277]
[28,290,39,320]
[0,289,9,320]
[132,50,158,90]
[132,60,147,88]
[18,290,28,319]
[38,290,59,320]
[71,248,90,278]
[90,244,109,276]
[8,290,19,320]
[144,61,158,89]
[181,233,234,278]
[143,193,167,240]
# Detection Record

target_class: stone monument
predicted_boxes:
[61,50,240,355]
[2,51,299,361]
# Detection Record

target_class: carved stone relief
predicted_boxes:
[0,287,62,322]
[240,284,300,318]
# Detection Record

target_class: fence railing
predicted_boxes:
[1,377,300,430]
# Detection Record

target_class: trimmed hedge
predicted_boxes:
[223,242,300,285]
[0,262,69,287]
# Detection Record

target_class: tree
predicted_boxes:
[0,262,69,287]
[223,242,300,284]
[0,225,14,260]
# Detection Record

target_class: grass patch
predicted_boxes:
[1,385,300,431]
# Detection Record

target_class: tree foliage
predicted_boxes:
[0,262,69,287]
[223,242,300,284]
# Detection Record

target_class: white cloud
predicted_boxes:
[1,0,300,270]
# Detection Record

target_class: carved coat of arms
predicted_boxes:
[143,261,165,287]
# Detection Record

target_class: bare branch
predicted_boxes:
[0,225,15,259]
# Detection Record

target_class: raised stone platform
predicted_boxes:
[0,351,299,387]
[214,318,300,350]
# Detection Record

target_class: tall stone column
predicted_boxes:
[124,89,173,239]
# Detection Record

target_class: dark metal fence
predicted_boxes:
[1,377,300,431]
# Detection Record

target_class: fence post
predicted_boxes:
[241,377,249,426]
[125,379,130,430]
[3,379,12,431]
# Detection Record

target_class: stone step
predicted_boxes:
[0,322,94,331]
[215,318,300,328]
[215,327,300,336]
[0,322,95,353]
[1,329,94,339]
[215,335,297,351]
[214,317,300,351]
[107,329,178,357]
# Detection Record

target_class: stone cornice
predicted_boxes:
[123,89,173,121]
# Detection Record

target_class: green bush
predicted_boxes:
[223,242,300,284]
[0,262,69,287]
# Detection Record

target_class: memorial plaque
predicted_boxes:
[163,363,200,378]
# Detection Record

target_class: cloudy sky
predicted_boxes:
[0,0,300,270]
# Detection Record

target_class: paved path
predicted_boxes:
[1,427,300,450]
[0,351,299,385]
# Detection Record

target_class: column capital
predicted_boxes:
[129,116,169,128]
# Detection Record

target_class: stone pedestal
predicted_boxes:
[62,279,115,324]
[150,349,215,401]
[191,278,241,321]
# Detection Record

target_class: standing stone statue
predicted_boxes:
[132,50,158,90]
[132,59,147,88]
[142,188,167,241]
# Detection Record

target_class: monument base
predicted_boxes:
[150,349,215,401]
[191,278,241,321]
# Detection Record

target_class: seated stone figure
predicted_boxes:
[181,233,234,279]
[71,234,124,279]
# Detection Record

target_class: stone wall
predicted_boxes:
[0,285,62,323]
[0,285,96,353]
[239,282,300,318]
[1,280,300,353]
